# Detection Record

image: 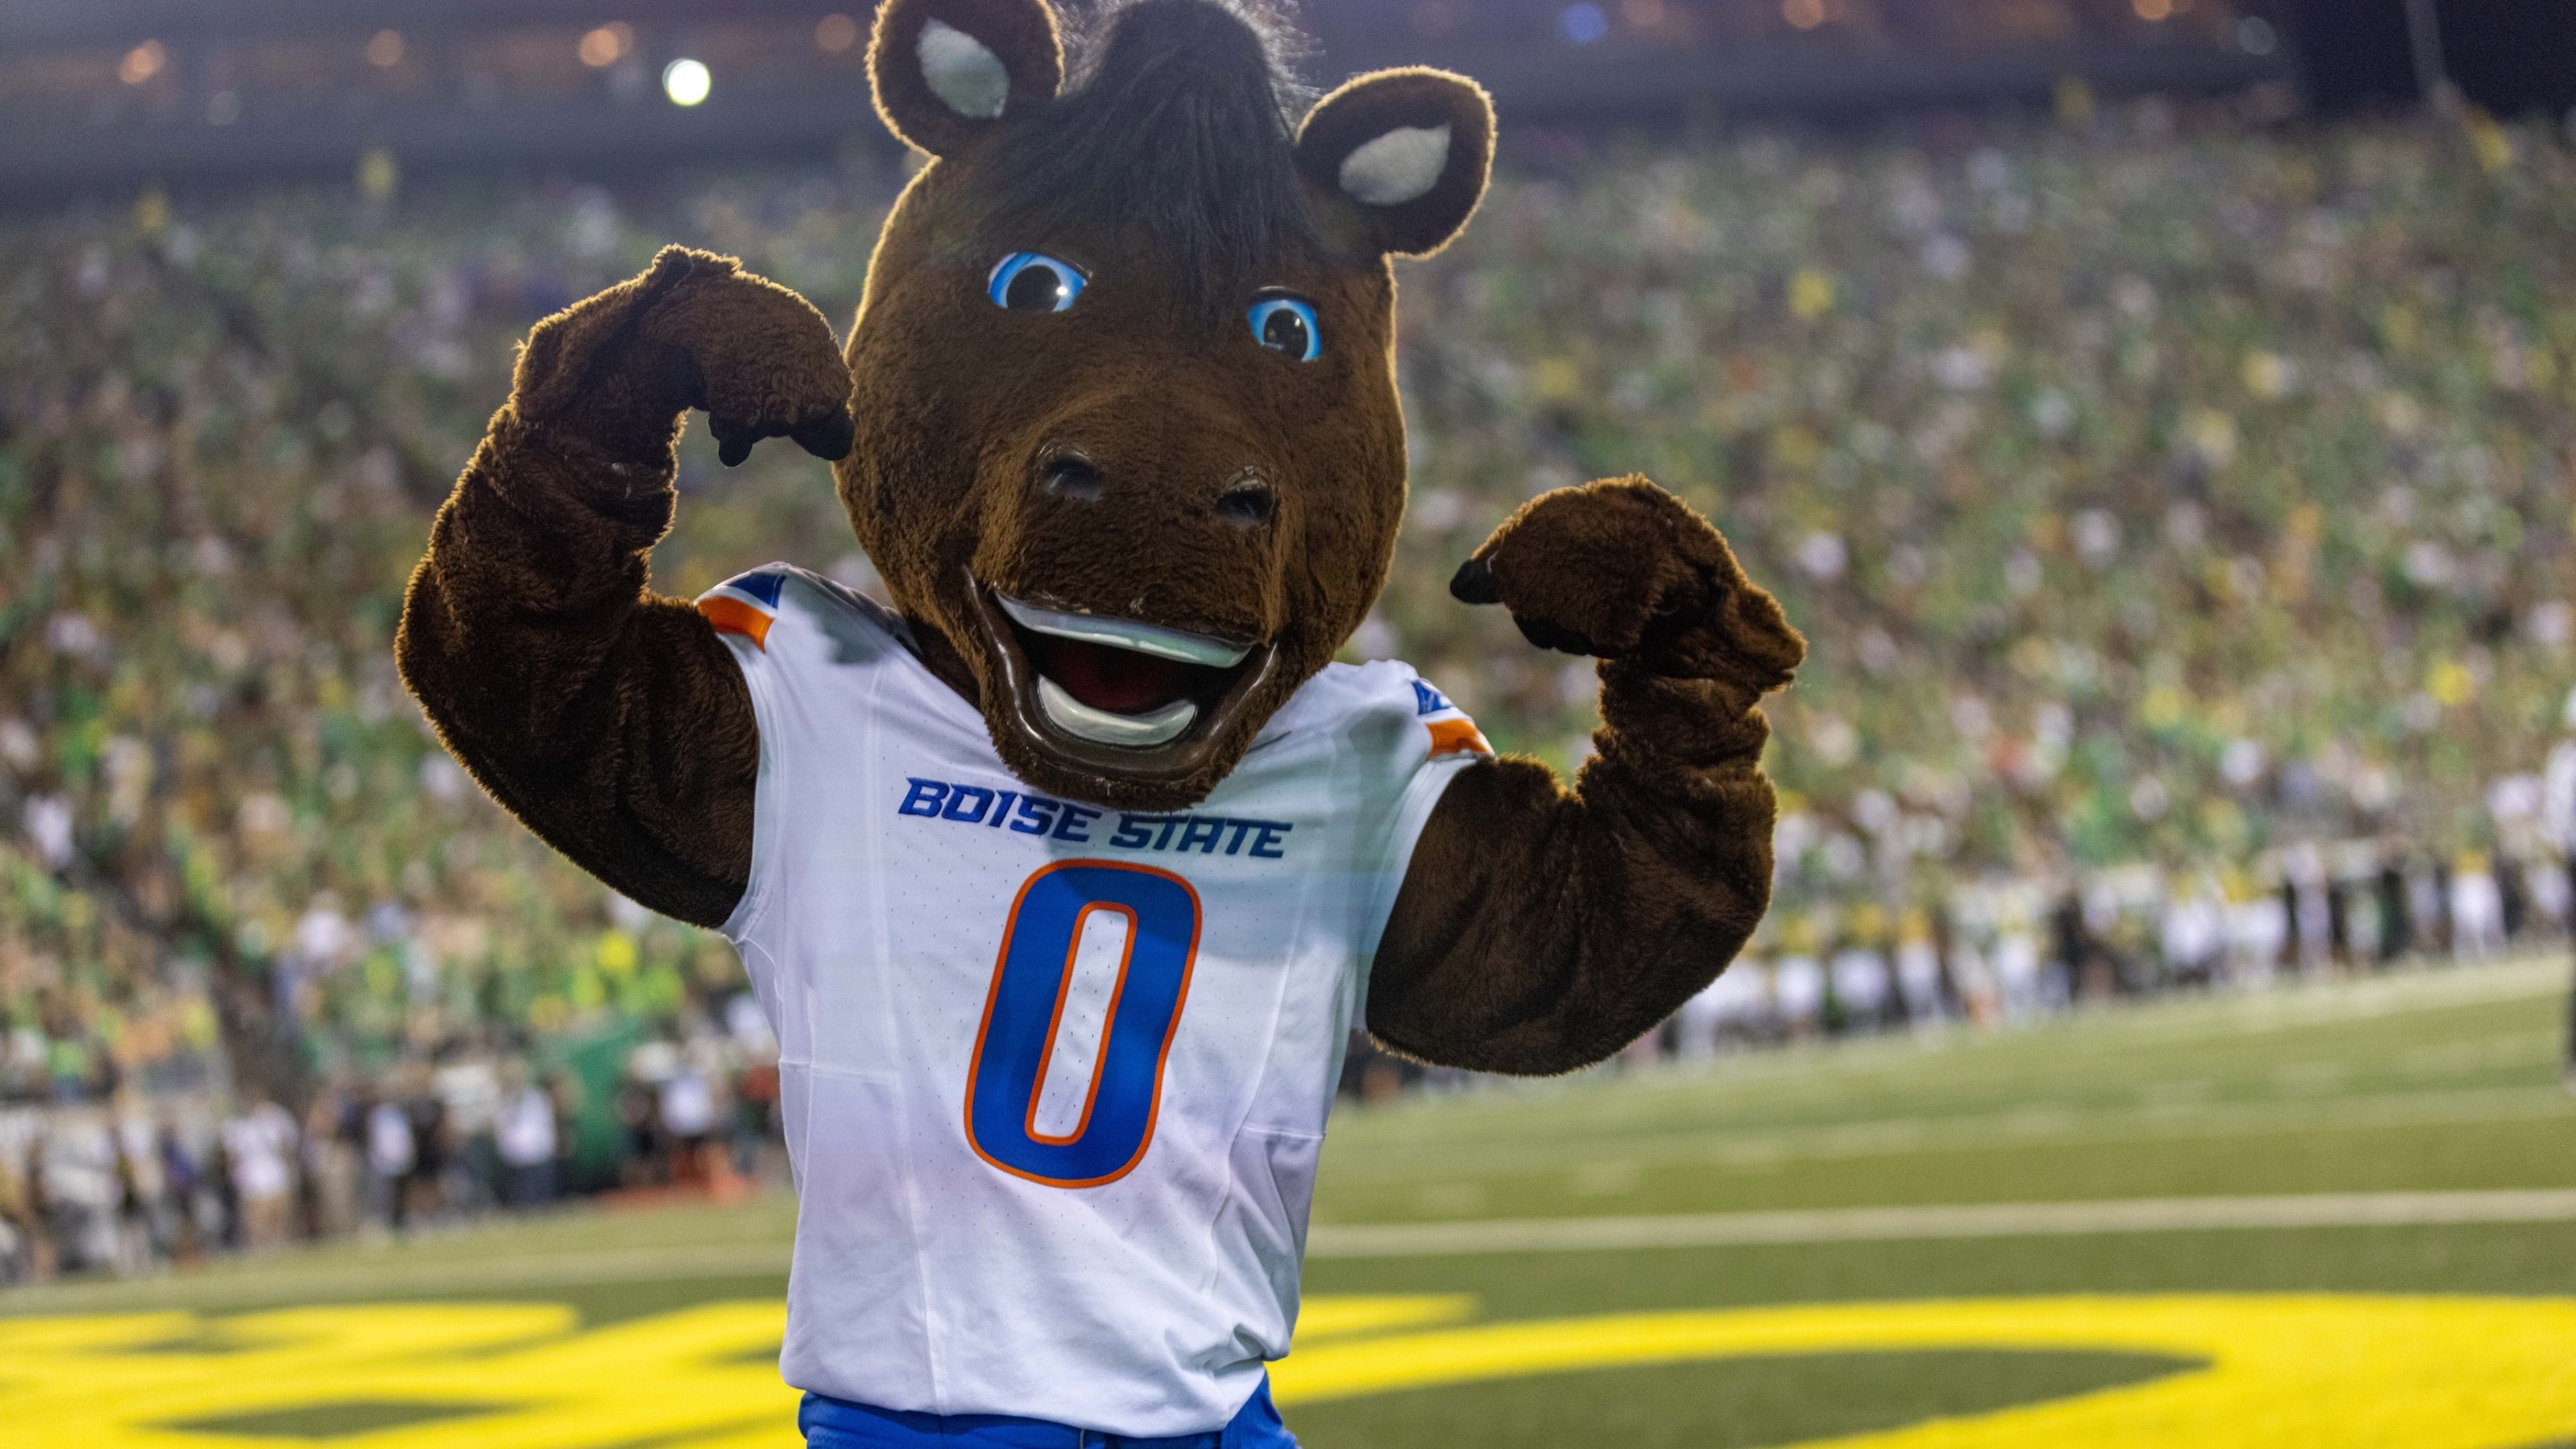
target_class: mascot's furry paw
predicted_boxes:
[1451,476,1804,691]
[516,246,856,467]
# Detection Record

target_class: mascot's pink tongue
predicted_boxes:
[1032,637,1191,715]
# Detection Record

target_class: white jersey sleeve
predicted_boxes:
[1258,660,1494,1026]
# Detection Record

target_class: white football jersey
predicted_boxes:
[699,565,1487,1436]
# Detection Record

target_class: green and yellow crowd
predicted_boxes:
[6,99,2576,1270]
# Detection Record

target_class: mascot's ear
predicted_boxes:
[1294,68,1495,258]
[870,0,1063,156]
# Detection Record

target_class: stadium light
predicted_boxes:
[1559,4,1606,43]
[358,148,399,201]
[119,39,165,85]
[664,58,712,106]
[366,30,405,69]
[580,23,633,69]
[816,13,861,53]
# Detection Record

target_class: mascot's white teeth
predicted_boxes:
[996,595,1251,667]
[1037,677,1199,747]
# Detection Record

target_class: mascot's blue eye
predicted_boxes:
[1247,296,1320,361]
[988,252,1085,312]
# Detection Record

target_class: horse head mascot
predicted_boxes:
[400,0,1802,1438]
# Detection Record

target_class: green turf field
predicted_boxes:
[9,956,2576,1447]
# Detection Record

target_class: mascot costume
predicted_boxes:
[399,0,1802,1441]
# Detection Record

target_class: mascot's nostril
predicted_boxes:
[1214,478,1276,530]
[1041,455,1105,502]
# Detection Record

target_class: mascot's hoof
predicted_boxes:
[1513,614,1606,657]
[1453,477,1803,678]
[1448,555,1501,605]
[709,409,857,468]
[1455,553,1605,657]
[794,412,858,463]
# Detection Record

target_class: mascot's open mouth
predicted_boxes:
[970,575,1278,784]
[997,594,1247,746]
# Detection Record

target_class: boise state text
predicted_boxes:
[898,779,1293,859]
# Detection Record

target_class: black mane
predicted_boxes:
[994,0,1322,309]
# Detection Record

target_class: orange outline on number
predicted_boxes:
[962,860,1203,1190]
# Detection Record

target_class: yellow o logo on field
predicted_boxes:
[3,1293,2572,1447]
[1275,1293,2576,1448]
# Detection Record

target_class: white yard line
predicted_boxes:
[1,1241,795,1316]
[1305,1188,2576,1258]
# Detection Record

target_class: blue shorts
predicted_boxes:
[799,1379,1296,1448]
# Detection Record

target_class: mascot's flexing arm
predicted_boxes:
[399,0,1801,1440]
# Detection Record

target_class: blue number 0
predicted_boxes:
[964,860,1202,1188]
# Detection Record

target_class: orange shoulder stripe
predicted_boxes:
[1427,717,1491,759]
[697,595,774,650]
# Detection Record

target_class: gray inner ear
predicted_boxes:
[1338,123,1453,208]
[919,17,1011,120]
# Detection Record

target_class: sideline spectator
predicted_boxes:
[496,1067,559,1209]
[364,1095,416,1233]
[1894,913,1946,1026]
[1829,936,1894,1034]
[220,1093,300,1250]
[303,1087,362,1240]
[2451,852,2506,960]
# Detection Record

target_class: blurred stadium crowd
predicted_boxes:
[1,1013,782,1282]
[8,93,2576,1278]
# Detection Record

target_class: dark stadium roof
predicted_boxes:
[1,0,2301,199]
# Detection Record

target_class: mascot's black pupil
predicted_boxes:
[1258,308,1310,355]
[1004,266,1068,310]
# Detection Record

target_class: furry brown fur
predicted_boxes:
[394,0,1798,1073]
[1373,479,1803,1072]
[396,249,852,927]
